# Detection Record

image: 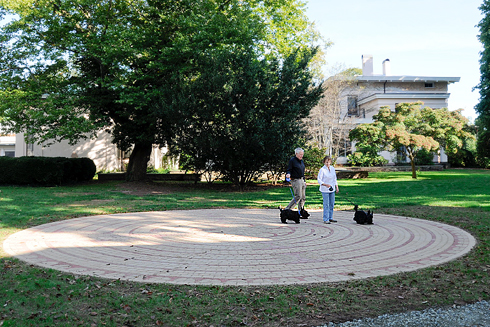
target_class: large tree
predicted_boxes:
[476,0,490,167]
[349,102,474,179]
[171,47,322,186]
[0,0,323,180]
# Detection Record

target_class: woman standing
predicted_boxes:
[317,156,339,224]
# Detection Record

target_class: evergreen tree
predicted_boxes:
[170,47,322,186]
[476,0,490,166]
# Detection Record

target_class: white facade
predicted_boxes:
[0,129,16,157]
[14,131,124,171]
[335,55,460,165]
[1,130,168,172]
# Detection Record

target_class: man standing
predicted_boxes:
[285,148,307,216]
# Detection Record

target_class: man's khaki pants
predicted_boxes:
[286,178,306,211]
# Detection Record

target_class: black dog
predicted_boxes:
[353,205,373,225]
[279,207,300,224]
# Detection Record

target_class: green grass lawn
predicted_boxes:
[1,169,489,326]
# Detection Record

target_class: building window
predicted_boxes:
[425,82,434,88]
[347,96,358,116]
[4,151,15,157]
[337,134,352,157]
[340,139,352,157]
[27,143,34,156]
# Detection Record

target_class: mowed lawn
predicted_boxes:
[1,169,489,326]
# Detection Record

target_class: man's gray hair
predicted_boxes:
[295,148,304,154]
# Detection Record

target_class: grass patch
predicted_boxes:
[1,169,490,326]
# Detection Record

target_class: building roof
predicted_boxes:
[355,75,460,83]
[358,92,450,106]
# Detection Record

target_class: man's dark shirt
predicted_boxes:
[287,156,305,179]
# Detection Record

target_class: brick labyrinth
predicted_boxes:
[3,209,476,286]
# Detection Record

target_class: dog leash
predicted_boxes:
[342,193,358,207]
[289,187,297,205]
[342,193,371,213]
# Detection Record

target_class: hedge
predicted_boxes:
[0,156,96,185]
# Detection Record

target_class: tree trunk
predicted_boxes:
[410,160,417,179]
[409,154,417,179]
[126,142,153,181]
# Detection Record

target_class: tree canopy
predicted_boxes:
[0,0,325,180]
[476,0,490,166]
[172,47,322,186]
[349,102,474,178]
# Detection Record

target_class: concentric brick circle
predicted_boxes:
[3,209,476,286]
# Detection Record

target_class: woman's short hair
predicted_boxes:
[295,148,304,155]
[323,156,332,163]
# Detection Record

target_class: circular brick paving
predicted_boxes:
[3,209,476,286]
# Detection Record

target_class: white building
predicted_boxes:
[335,54,460,165]
[0,128,15,157]
[0,129,167,172]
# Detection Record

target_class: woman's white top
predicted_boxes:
[317,165,337,193]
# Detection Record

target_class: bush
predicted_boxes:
[448,149,478,168]
[146,166,171,174]
[303,146,326,178]
[347,146,388,167]
[0,156,96,185]
[414,148,435,165]
[477,156,490,169]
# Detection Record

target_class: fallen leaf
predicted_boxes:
[27,312,40,319]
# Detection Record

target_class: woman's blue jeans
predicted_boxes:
[322,191,335,221]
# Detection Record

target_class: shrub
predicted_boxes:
[448,149,478,168]
[347,146,388,167]
[303,146,326,178]
[0,156,96,185]
[414,148,435,165]
[147,166,171,174]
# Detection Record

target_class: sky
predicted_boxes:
[304,0,484,122]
